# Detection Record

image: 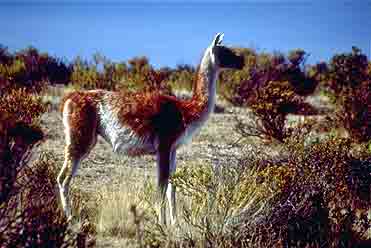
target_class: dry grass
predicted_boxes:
[96,172,154,239]
[82,159,277,248]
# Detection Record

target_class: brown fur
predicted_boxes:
[60,85,208,149]
[58,33,243,223]
[106,90,207,142]
[60,91,103,158]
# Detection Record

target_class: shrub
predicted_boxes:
[326,46,369,94]
[259,136,371,247]
[130,67,172,94]
[222,49,319,143]
[0,152,70,247]
[70,54,174,94]
[337,80,371,142]
[143,161,277,247]
[0,45,71,93]
[237,80,317,142]
[132,136,371,247]
[235,104,371,246]
[0,86,90,247]
[70,54,130,90]
[0,87,45,204]
[70,56,109,90]
[167,64,196,92]
[0,151,94,248]
[323,47,371,142]
[223,48,319,106]
[0,87,46,125]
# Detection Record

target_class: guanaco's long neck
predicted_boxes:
[192,48,219,119]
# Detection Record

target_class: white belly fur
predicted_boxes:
[97,103,155,156]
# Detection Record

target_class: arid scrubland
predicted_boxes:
[1,45,371,247]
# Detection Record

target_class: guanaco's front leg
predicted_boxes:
[156,142,175,225]
[167,149,177,225]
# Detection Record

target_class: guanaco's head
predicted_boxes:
[210,33,244,70]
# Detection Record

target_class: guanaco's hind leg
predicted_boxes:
[57,98,98,220]
[57,154,82,220]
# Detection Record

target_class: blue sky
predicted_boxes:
[1,0,370,68]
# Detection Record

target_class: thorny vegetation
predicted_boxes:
[0,44,370,247]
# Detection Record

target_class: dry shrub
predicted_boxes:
[326,47,368,95]
[323,47,371,143]
[90,130,370,247]
[0,86,90,247]
[70,54,173,94]
[0,87,46,125]
[70,55,118,90]
[248,81,294,142]
[0,149,93,248]
[168,64,196,92]
[0,87,45,204]
[120,67,173,94]
[140,68,172,94]
[233,75,371,246]
[236,81,318,143]
[0,118,67,247]
[223,49,319,106]
[0,152,71,247]
[90,161,277,247]
[143,161,277,247]
[222,49,321,143]
[0,46,71,93]
[258,136,371,247]
[337,80,371,143]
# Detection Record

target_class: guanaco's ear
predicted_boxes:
[212,32,224,47]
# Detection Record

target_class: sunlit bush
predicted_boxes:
[0,87,46,125]
[326,47,368,94]
[322,47,371,142]
[0,45,71,93]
